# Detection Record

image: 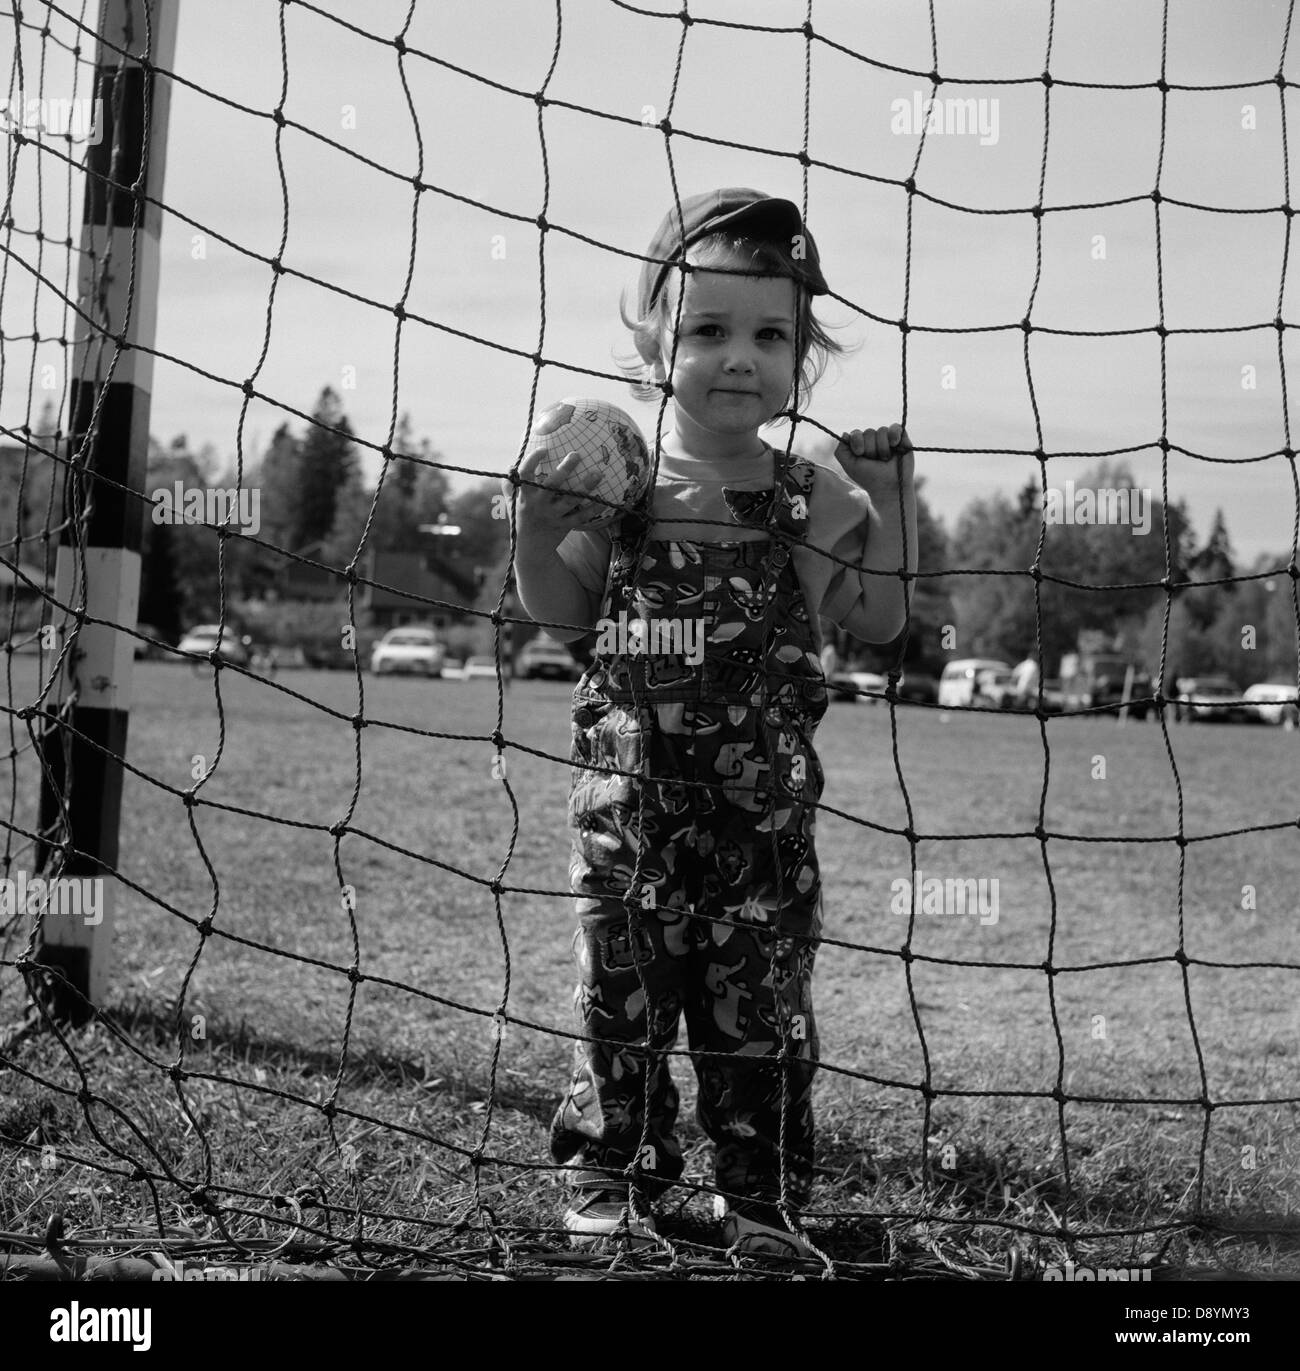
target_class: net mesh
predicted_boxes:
[0,0,1297,1280]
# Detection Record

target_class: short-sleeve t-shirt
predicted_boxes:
[556,440,875,642]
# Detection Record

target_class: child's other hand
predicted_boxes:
[506,448,609,543]
[834,424,914,493]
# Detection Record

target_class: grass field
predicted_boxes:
[2,659,1298,1278]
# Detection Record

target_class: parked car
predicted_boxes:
[973,667,1020,709]
[829,669,887,703]
[1061,654,1152,718]
[1173,676,1245,723]
[462,655,501,681]
[1242,681,1300,727]
[937,659,1011,708]
[369,626,446,677]
[442,655,501,681]
[177,624,248,666]
[1039,679,1067,714]
[896,672,939,705]
[133,622,172,659]
[518,632,580,681]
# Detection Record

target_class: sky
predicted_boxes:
[3,0,1300,563]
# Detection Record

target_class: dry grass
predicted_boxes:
[1,661,1298,1279]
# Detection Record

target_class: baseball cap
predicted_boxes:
[637,188,829,317]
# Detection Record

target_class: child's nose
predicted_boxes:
[723,347,757,373]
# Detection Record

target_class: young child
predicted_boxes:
[510,188,917,1256]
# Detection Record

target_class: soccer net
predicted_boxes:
[0,0,1297,1281]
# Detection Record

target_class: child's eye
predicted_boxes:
[759,327,787,341]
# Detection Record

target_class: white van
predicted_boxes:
[938,658,1013,708]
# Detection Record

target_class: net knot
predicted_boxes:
[678,8,693,25]
[904,177,916,193]
[1041,71,1053,87]
[1031,204,1044,219]
[351,713,366,731]
[272,106,286,128]
[1151,189,1163,205]
[1041,960,1056,976]
[330,820,348,837]
[1029,562,1042,581]
[1174,832,1188,848]
[1020,317,1032,333]
[898,318,910,334]
[270,255,284,275]
[347,965,363,984]
[1158,437,1170,451]
[197,916,214,939]
[1275,316,1286,332]
[533,91,548,108]
[168,1065,187,1084]
[241,378,255,397]
[1156,78,1169,93]
[929,70,941,86]
[393,301,406,320]
[1173,948,1190,967]
[1034,824,1047,842]
[1288,561,1299,579]
[490,729,505,750]
[1050,1086,1068,1104]
[658,117,673,135]
[488,877,503,896]
[1276,73,1288,88]
[393,34,407,54]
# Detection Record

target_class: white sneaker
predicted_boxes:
[564,1188,658,1249]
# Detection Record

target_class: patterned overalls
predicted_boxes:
[550,452,829,1210]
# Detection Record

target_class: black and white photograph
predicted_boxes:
[0,0,1297,1341]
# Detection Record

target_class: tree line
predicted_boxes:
[136,392,1297,686]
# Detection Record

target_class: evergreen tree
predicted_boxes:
[296,387,358,552]
[253,422,304,554]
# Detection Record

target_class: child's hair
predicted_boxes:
[617,230,847,424]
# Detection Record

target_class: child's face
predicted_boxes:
[655,257,798,456]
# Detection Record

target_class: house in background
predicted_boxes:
[359,549,479,630]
